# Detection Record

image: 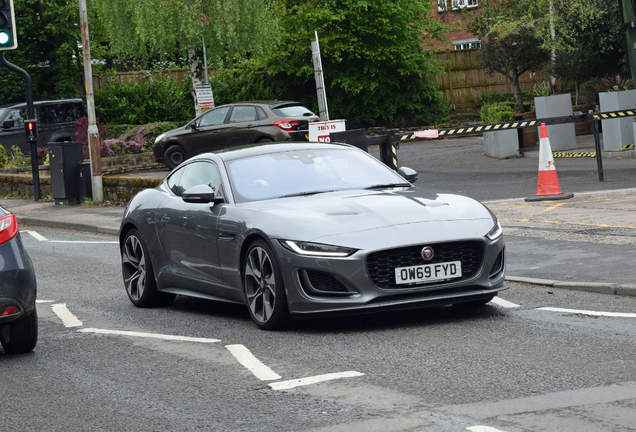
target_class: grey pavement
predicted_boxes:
[1,131,634,298]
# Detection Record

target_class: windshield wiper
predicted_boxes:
[364,183,412,190]
[278,190,335,199]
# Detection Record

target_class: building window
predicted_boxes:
[453,39,481,50]
[438,0,478,12]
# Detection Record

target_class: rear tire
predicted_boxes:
[1,309,38,354]
[164,144,186,170]
[243,240,290,330]
[257,138,274,143]
[122,229,175,308]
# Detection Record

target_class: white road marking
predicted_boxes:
[490,297,520,308]
[36,299,55,303]
[226,344,281,381]
[51,303,83,328]
[466,427,508,432]
[538,307,636,318]
[22,230,47,241]
[269,371,365,390]
[49,240,118,244]
[79,328,221,343]
[21,229,116,244]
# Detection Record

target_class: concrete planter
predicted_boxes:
[483,129,519,158]
[599,89,636,151]
[534,94,576,151]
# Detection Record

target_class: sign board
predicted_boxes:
[195,84,215,108]
[308,120,346,142]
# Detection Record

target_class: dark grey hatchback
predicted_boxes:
[154,101,319,169]
[0,206,37,354]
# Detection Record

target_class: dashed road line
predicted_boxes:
[490,297,520,308]
[269,371,365,390]
[36,299,55,303]
[226,344,281,381]
[51,303,83,328]
[537,307,636,318]
[79,328,221,343]
[466,427,508,432]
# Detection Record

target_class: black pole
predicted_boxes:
[592,118,604,182]
[0,52,39,201]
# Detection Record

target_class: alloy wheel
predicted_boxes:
[122,234,147,301]
[244,246,276,324]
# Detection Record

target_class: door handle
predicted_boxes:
[212,130,221,134]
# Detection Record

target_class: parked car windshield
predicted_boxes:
[227,148,407,202]
[271,105,316,117]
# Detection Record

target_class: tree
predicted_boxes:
[267,0,454,126]
[0,0,89,103]
[476,23,550,113]
[92,0,280,116]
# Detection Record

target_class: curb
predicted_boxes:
[506,276,636,297]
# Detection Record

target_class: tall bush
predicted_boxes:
[95,73,194,124]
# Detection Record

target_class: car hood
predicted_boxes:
[237,189,497,249]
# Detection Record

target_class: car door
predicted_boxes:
[157,160,227,294]
[0,107,28,155]
[224,105,261,146]
[185,106,232,156]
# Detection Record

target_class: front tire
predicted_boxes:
[243,240,290,330]
[122,229,175,308]
[164,144,186,170]
[1,309,38,354]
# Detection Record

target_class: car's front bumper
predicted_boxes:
[271,234,507,316]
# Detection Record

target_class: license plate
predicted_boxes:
[395,261,462,284]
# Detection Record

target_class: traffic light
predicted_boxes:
[0,0,17,51]
[24,119,37,141]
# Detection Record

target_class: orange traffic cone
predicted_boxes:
[525,123,574,202]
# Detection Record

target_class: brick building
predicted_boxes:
[429,0,481,51]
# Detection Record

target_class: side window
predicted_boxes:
[6,108,26,126]
[39,106,58,123]
[169,161,223,197]
[256,106,268,120]
[198,107,230,127]
[167,167,185,196]
[229,106,257,123]
[59,103,84,122]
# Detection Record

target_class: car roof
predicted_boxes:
[0,98,84,109]
[215,101,304,109]
[193,142,353,162]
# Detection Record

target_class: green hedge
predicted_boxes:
[95,74,195,125]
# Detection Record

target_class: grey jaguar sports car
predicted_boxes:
[119,142,507,329]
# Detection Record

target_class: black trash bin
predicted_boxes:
[48,142,84,205]
[77,161,92,203]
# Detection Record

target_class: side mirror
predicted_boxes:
[182,184,224,204]
[189,121,198,131]
[2,120,15,129]
[398,167,418,184]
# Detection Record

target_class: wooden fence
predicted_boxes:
[430,49,546,114]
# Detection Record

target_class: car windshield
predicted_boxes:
[271,105,316,117]
[227,148,409,202]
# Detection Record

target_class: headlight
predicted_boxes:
[280,240,357,257]
[154,133,166,144]
[486,221,503,240]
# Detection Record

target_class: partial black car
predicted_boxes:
[0,206,38,354]
[153,101,319,169]
[0,99,85,156]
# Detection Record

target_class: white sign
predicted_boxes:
[308,119,346,142]
[195,84,215,108]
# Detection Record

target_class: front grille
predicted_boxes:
[306,270,349,293]
[366,241,484,289]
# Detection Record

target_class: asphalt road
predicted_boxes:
[3,226,635,431]
[368,137,636,201]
